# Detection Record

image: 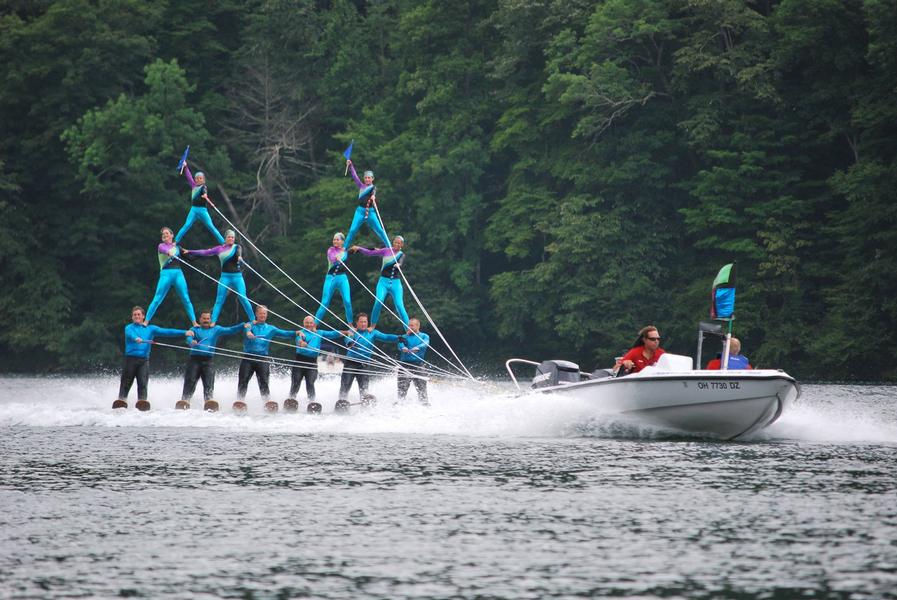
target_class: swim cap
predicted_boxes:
[363,170,374,179]
[333,232,345,241]
[225,229,236,239]
[195,171,205,179]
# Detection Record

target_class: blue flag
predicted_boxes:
[177,145,190,174]
[343,140,354,160]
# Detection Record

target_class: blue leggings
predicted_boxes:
[146,269,196,324]
[314,274,352,325]
[176,206,225,244]
[370,277,409,327]
[344,206,390,248]
[211,272,254,323]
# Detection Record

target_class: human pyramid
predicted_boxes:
[115,147,433,414]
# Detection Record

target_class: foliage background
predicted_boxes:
[1,0,895,380]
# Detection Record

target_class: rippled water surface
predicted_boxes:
[1,375,896,599]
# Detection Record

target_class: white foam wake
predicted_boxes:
[1,377,894,443]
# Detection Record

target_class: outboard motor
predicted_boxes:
[532,360,581,389]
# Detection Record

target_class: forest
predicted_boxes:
[1,0,895,380]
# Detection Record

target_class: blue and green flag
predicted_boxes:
[711,263,736,319]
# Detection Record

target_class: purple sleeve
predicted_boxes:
[184,164,195,188]
[157,243,168,254]
[189,244,224,257]
[348,162,363,190]
[327,247,347,263]
[356,246,391,257]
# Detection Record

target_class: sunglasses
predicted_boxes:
[646,336,661,341]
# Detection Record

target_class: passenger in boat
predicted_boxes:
[176,162,225,244]
[349,235,409,329]
[184,229,255,326]
[291,315,343,406]
[397,317,430,405]
[181,310,246,404]
[119,306,193,402]
[705,337,752,370]
[238,305,299,402]
[333,313,404,408]
[615,326,665,374]
[314,232,354,325]
[344,159,390,248]
[144,227,198,327]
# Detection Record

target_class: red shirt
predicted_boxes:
[621,346,665,373]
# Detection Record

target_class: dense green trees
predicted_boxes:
[1,1,894,380]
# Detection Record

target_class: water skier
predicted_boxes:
[332,313,403,411]
[314,232,353,325]
[397,317,430,406]
[118,305,193,406]
[185,229,254,326]
[290,315,343,408]
[344,159,389,248]
[181,310,246,405]
[350,235,409,329]
[176,162,225,244]
[238,305,298,403]
[145,227,198,327]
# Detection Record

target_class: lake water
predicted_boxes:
[1,374,896,599]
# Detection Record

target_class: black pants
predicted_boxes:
[118,356,149,400]
[339,359,369,401]
[397,371,429,404]
[182,355,215,401]
[289,362,318,400]
[238,359,271,399]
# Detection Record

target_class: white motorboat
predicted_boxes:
[506,323,800,440]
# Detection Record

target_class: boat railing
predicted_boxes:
[505,358,541,391]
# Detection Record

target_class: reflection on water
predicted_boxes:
[0,377,895,598]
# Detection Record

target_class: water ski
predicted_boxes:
[135,400,151,412]
[204,400,219,412]
[175,400,190,410]
[264,400,279,413]
[232,401,248,414]
[334,399,350,414]
[112,399,128,409]
[360,393,377,409]
[283,398,299,413]
[307,401,322,414]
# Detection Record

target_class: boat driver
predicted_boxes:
[615,326,665,374]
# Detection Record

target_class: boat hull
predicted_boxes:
[538,370,799,440]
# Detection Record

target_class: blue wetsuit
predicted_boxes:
[189,242,254,323]
[314,246,353,325]
[237,322,295,400]
[337,328,402,401]
[289,328,343,401]
[124,323,188,359]
[187,323,246,357]
[344,163,389,248]
[295,329,343,360]
[397,331,430,404]
[119,323,188,401]
[146,242,197,324]
[356,246,409,327]
[176,165,225,244]
[182,322,245,401]
[243,322,295,356]
[398,331,430,365]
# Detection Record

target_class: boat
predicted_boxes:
[505,321,800,440]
